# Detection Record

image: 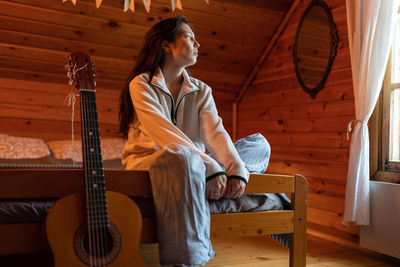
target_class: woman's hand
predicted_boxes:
[206,174,227,200]
[224,179,246,199]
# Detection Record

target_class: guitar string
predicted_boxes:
[85,91,97,265]
[81,90,94,267]
[95,89,110,265]
[90,90,108,266]
[88,89,109,266]
[87,91,104,266]
[86,91,99,265]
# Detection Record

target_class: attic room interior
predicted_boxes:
[0,0,400,266]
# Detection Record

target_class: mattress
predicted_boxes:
[0,193,289,224]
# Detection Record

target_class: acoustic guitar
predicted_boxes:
[46,52,146,267]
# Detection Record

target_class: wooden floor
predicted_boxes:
[1,235,399,266]
[140,235,400,267]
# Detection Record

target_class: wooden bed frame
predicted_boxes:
[0,169,307,266]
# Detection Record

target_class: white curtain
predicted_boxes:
[344,0,398,226]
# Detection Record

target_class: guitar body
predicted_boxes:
[46,191,146,267]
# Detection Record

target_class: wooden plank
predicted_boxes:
[308,207,359,235]
[0,29,135,61]
[0,101,118,125]
[0,14,141,50]
[239,99,355,120]
[0,223,46,255]
[232,102,237,141]
[238,115,354,134]
[237,132,349,149]
[0,86,119,114]
[0,58,125,90]
[0,169,152,198]
[369,91,382,176]
[245,173,295,193]
[372,171,400,184]
[290,174,307,267]
[239,81,354,109]
[0,64,122,90]
[253,65,353,88]
[271,146,349,164]
[0,43,133,75]
[0,171,298,199]
[267,160,348,182]
[305,176,346,197]
[262,47,351,73]
[210,210,294,238]
[0,117,119,141]
[307,222,359,251]
[308,192,345,214]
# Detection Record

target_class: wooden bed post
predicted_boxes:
[290,174,307,267]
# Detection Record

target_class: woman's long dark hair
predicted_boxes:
[119,15,191,138]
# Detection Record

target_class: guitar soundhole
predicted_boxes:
[74,222,121,266]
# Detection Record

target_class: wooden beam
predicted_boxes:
[232,0,300,138]
[234,0,300,103]
[211,210,294,238]
[290,174,307,267]
[232,102,237,140]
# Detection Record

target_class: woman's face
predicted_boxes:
[166,23,200,67]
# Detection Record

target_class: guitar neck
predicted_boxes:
[80,89,109,229]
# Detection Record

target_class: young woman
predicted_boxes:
[119,16,270,267]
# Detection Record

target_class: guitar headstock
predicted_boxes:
[66,51,96,91]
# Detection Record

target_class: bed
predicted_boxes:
[0,135,307,266]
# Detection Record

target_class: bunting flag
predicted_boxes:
[62,0,210,12]
[143,0,151,13]
[124,0,135,12]
[171,0,183,11]
[62,0,77,5]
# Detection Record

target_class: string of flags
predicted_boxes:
[62,0,210,13]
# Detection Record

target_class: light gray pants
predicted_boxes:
[129,133,270,266]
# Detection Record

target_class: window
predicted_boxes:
[370,7,400,182]
[389,13,400,163]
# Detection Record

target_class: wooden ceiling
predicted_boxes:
[0,0,294,103]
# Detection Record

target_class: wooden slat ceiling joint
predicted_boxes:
[232,0,300,140]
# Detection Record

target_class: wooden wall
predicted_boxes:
[0,76,233,141]
[238,0,358,238]
[0,78,120,141]
[0,0,295,140]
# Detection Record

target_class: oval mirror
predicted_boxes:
[293,0,339,98]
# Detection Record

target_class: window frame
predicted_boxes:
[370,21,400,183]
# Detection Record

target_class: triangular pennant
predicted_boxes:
[143,0,151,13]
[176,0,182,10]
[171,0,182,11]
[171,0,177,11]
[129,0,135,12]
[95,0,102,8]
[63,0,77,5]
[124,0,134,12]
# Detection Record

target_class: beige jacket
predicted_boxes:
[122,68,249,181]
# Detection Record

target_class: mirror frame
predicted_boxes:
[293,0,339,99]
